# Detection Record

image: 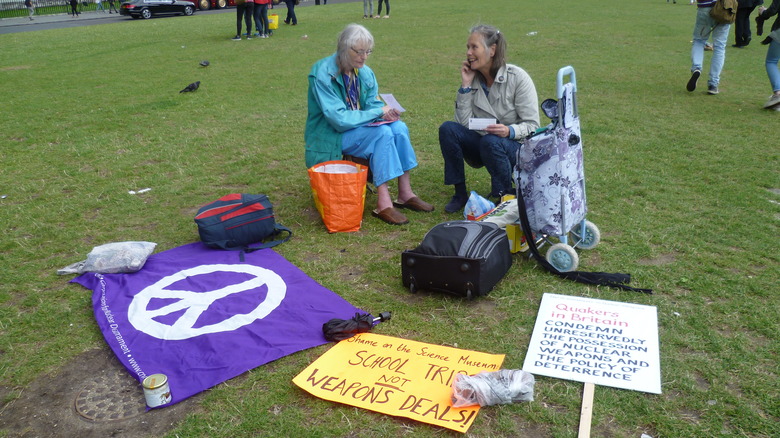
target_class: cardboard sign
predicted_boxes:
[293,333,504,433]
[523,293,661,394]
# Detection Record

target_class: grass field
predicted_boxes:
[1,0,778,437]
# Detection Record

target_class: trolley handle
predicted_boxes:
[556,66,577,99]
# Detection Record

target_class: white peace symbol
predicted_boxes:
[128,264,286,340]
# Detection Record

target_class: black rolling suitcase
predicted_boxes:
[401,221,512,300]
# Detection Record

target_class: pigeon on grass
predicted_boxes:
[180,81,200,93]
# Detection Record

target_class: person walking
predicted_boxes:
[107,0,118,13]
[756,0,780,109]
[283,0,297,25]
[687,0,731,94]
[95,0,105,12]
[69,0,80,16]
[25,0,34,20]
[734,0,764,47]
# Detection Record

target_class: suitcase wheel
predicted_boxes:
[465,283,474,301]
[408,276,417,294]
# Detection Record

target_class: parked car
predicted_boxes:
[119,0,196,19]
[195,0,235,10]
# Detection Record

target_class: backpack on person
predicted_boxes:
[710,0,738,24]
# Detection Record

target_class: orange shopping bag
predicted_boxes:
[308,160,369,233]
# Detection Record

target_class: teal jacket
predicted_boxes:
[305,53,385,168]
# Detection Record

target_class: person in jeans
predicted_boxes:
[232,0,254,40]
[438,24,539,213]
[363,0,373,18]
[283,0,297,25]
[757,0,780,109]
[305,24,434,225]
[253,0,271,38]
[25,0,34,20]
[687,0,731,95]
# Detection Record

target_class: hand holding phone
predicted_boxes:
[461,59,476,87]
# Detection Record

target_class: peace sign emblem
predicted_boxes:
[128,264,286,340]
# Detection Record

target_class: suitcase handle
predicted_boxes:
[556,66,577,99]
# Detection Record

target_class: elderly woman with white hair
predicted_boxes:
[305,23,433,226]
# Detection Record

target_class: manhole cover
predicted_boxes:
[74,367,147,422]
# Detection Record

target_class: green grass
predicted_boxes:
[1,0,779,436]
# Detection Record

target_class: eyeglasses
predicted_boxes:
[351,48,373,57]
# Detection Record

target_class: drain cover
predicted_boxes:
[74,367,147,422]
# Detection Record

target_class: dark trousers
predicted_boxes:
[377,0,389,15]
[439,121,518,197]
[236,2,253,36]
[734,6,757,46]
[283,0,296,24]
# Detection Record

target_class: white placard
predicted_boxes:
[523,293,661,394]
[468,118,496,130]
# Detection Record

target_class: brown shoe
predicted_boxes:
[392,196,435,212]
[372,207,409,225]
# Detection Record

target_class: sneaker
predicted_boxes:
[444,194,469,214]
[707,85,719,95]
[246,35,252,39]
[763,94,780,109]
[231,35,241,40]
[687,69,701,92]
[373,14,380,18]
[383,15,389,18]
[704,43,713,51]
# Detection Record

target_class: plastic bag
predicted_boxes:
[308,160,369,233]
[451,369,535,407]
[481,198,519,228]
[57,241,157,275]
[463,191,495,220]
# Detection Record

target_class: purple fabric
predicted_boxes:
[518,83,587,236]
[72,242,363,407]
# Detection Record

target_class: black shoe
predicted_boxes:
[687,69,701,92]
[445,194,468,213]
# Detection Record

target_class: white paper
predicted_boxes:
[380,93,406,113]
[468,118,496,130]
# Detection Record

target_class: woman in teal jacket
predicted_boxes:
[305,23,433,225]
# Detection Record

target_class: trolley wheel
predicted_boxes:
[465,289,473,301]
[571,220,601,250]
[546,243,579,272]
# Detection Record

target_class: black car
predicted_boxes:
[120,0,196,19]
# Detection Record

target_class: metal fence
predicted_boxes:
[0,0,111,18]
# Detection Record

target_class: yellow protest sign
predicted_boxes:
[292,333,504,433]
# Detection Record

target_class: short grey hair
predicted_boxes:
[336,24,374,71]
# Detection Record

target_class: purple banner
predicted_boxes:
[72,242,363,407]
